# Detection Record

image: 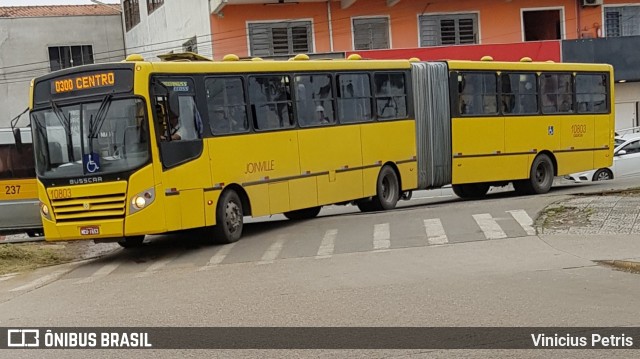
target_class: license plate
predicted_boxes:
[80,226,100,236]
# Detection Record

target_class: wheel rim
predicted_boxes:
[596,171,610,181]
[381,173,397,202]
[535,162,550,185]
[224,201,242,234]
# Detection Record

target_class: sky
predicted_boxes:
[0,0,118,5]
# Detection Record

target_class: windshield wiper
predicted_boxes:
[88,94,113,141]
[50,99,75,162]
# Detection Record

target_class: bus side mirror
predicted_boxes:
[12,127,24,153]
[168,92,180,118]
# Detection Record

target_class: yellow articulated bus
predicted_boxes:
[25,53,613,247]
[0,127,43,237]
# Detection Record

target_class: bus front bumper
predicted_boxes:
[42,218,125,242]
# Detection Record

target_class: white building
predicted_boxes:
[121,0,213,61]
[0,5,124,128]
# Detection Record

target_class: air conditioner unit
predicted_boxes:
[583,0,603,6]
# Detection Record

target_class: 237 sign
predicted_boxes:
[4,185,21,195]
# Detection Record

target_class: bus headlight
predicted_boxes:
[130,188,155,214]
[133,196,146,209]
[40,202,51,220]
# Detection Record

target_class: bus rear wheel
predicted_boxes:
[371,165,400,211]
[284,206,321,220]
[514,154,554,195]
[118,235,145,248]
[212,190,243,244]
[452,183,490,199]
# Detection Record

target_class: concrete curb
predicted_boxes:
[596,260,640,273]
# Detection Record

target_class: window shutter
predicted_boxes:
[353,18,389,50]
[249,24,273,57]
[249,21,312,56]
[419,13,478,47]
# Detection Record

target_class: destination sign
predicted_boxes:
[33,68,134,105]
[51,72,115,94]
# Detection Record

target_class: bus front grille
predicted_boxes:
[51,193,126,223]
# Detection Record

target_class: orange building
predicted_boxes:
[209,0,640,130]
[208,0,633,59]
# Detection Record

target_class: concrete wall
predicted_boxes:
[0,15,124,127]
[124,0,213,61]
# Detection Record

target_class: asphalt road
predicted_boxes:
[1,177,640,358]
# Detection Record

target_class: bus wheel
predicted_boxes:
[118,235,145,248]
[212,190,243,244]
[514,154,554,195]
[284,206,321,220]
[452,183,490,199]
[371,165,400,211]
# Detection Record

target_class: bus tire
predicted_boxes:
[118,235,145,248]
[452,183,490,199]
[356,199,375,212]
[212,190,243,244]
[371,165,400,211]
[284,206,321,220]
[514,154,555,195]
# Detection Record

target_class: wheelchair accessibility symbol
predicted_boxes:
[83,153,101,174]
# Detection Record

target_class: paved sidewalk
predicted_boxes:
[536,192,640,235]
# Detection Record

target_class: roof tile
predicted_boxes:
[0,5,121,18]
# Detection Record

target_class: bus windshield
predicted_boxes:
[30,98,149,178]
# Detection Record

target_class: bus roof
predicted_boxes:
[445,59,613,72]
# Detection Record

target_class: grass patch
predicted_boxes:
[537,205,593,229]
[593,187,640,197]
[0,243,73,275]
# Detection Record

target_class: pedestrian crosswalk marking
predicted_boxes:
[423,218,448,245]
[316,229,337,258]
[373,223,391,251]
[135,254,179,278]
[257,235,287,265]
[473,213,507,239]
[507,210,536,236]
[4,209,539,289]
[75,262,121,284]
[198,242,238,270]
[9,269,69,292]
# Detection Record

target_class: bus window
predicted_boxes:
[205,77,249,135]
[249,75,294,131]
[0,143,35,179]
[295,74,335,127]
[541,73,573,114]
[576,73,608,114]
[374,72,407,120]
[337,74,372,123]
[458,72,498,116]
[501,73,538,115]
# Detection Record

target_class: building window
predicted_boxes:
[420,14,477,46]
[605,6,640,37]
[522,9,562,41]
[353,17,390,50]
[183,37,197,53]
[124,0,140,31]
[248,21,312,57]
[147,0,164,14]
[48,45,94,71]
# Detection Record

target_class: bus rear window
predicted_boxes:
[0,143,36,179]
